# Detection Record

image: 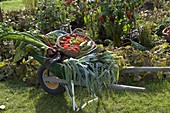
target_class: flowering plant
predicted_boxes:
[63,0,143,46]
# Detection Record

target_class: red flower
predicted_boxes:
[100,15,105,23]
[109,16,115,23]
[126,8,132,19]
[133,21,136,27]
[66,0,73,5]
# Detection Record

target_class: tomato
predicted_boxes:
[65,39,70,44]
[62,37,67,41]
[63,44,69,49]
[71,33,76,37]
[76,42,81,45]
[65,34,70,39]
[60,34,91,52]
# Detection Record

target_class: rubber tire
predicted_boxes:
[37,65,65,95]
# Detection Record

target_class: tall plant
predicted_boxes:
[64,0,143,46]
[34,0,67,34]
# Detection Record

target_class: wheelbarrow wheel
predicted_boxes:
[38,65,65,95]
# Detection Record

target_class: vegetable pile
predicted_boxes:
[57,33,94,53]
[61,49,122,106]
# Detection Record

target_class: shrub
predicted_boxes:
[3,9,35,31]
[0,24,40,85]
[33,1,67,34]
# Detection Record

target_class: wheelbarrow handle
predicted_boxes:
[106,84,146,92]
[43,77,146,92]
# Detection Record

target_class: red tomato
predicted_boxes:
[63,44,69,49]
[71,33,76,37]
[65,34,70,39]
[62,37,67,41]
[65,39,70,43]
[76,42,81,45]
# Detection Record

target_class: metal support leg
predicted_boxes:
[64,82,79,111]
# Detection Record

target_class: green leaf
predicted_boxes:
[0,32,49,49]
[61,50,121,102]
[103,9,109,15]
[162,43,169,49]
[131,40,147,51]
[13,42,28,62]
[84,16,87,24]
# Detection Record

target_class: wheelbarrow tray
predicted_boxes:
[31,52,63,78]
[31,52,146,92]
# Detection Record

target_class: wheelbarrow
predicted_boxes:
[23,30,145,95]
[31,51,147,95]
[31,47,146,111]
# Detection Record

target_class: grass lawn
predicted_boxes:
[0,0,24,11]
[0,78,170,113]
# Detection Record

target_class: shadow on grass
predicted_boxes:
[29,87,90,113]
[1,77,170,113]
[34,78,170,113]
[118,78,170,94]
[34,93,71,113]
[119,73,170,93]
[0,78,84,113]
